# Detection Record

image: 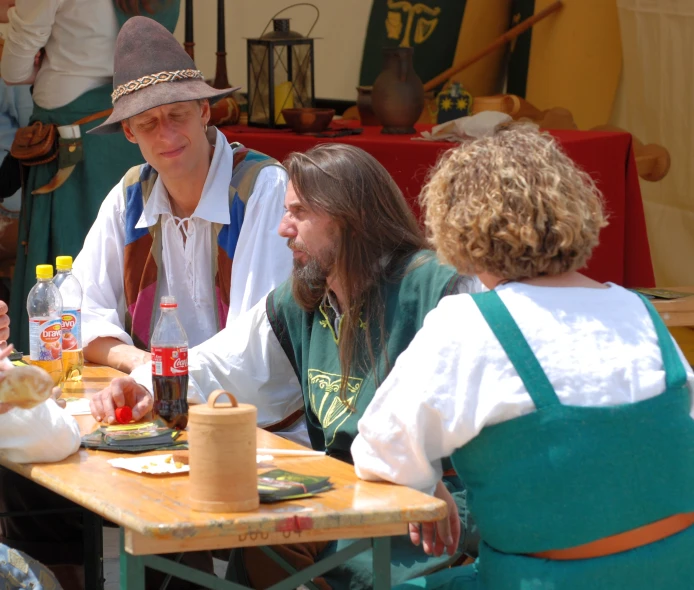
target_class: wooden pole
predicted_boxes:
[423,0,563,92]
[184,0,194,60]
[213,0,230,89]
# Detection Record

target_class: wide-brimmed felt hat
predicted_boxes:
[90,16,239,135]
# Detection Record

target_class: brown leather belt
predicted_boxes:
[263,408,305,434]
[530,512,694,561]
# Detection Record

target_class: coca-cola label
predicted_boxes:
[151,346,188,377]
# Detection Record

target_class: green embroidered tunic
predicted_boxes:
[265,251,476,588]
[267,251,459,461]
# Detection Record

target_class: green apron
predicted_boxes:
[395,289,694,590]
[9,3,179,353]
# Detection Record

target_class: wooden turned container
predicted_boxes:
[188,390,259,513]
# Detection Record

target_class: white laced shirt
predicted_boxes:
[74,128,292,349]
[352,283,694,493]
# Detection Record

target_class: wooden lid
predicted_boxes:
[188,390,257,424]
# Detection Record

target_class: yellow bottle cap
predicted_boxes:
[36,264,54,280]
[56,256,73,271]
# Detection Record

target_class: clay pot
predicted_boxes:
[371,47,424,134]
[209,96,241,126]
[356,86,380,126]
[281,108,335,134]
[188,390,259,513]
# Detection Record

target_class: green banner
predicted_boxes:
[359,0,468,87]
[506,0,535,98]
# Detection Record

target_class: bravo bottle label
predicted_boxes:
[29,318,63,361]
[61,309,82,350]
[151,346,188,377]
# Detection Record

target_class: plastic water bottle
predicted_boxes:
[27,264,63,385]
[150,296,189,429]
[53,256,83,382]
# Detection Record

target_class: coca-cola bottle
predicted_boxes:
[150,296,188,429]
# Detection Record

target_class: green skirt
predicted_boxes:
[9,83,143,352]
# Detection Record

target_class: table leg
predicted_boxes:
[83,510,104,590]
[372,537,392,590]
[120,528,146,590]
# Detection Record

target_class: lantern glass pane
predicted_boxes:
[290,44,313,107]
[249,43,271,125]
[247,38,315,127]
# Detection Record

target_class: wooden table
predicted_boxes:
[0,365,447,590]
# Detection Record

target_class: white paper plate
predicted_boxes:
[108,454,275,475]
[108,454,189,475]
[64,397,92,416]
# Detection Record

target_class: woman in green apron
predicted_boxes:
[352,123,694,589]
[2,1,178,353]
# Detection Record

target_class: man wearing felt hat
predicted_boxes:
[2,1,180,356]
[73,17,294,388]
[0,16,296,590]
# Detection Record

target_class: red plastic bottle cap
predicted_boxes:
[115,406,133,424]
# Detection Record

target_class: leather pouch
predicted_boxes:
[10,121,58,166]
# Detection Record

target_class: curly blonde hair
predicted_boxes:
[421,123,608,280]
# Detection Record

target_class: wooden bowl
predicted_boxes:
[281,108,334,133]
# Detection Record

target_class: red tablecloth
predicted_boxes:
[220,124,655,288]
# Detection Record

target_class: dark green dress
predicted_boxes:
[9,3,179,352]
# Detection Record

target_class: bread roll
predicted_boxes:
[0,365,55,409]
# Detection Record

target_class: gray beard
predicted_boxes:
[292,257,328,285]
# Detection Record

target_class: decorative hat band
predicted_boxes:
[111,69,205,104]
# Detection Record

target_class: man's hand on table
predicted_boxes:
[89,376,152,425]
[409,480,461,558]
[83,337,151,374]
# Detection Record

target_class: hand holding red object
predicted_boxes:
[114,406,133,424]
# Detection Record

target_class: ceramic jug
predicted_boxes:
[371,47,424,134]
[356,86,380,126]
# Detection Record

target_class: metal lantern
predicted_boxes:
[247,6,319,128]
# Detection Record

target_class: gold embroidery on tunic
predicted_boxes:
[308,370,363,447]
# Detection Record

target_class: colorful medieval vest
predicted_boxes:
[122,144,281,349]
[417,290,694,590]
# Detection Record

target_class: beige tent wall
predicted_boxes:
[177,0,512,102]
[173,0,373,100]
[525,0,622,130]
[611,0,694,286]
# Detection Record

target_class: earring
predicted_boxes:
[204,124,208,133]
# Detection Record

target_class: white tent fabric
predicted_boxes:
[611,0,694,286]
